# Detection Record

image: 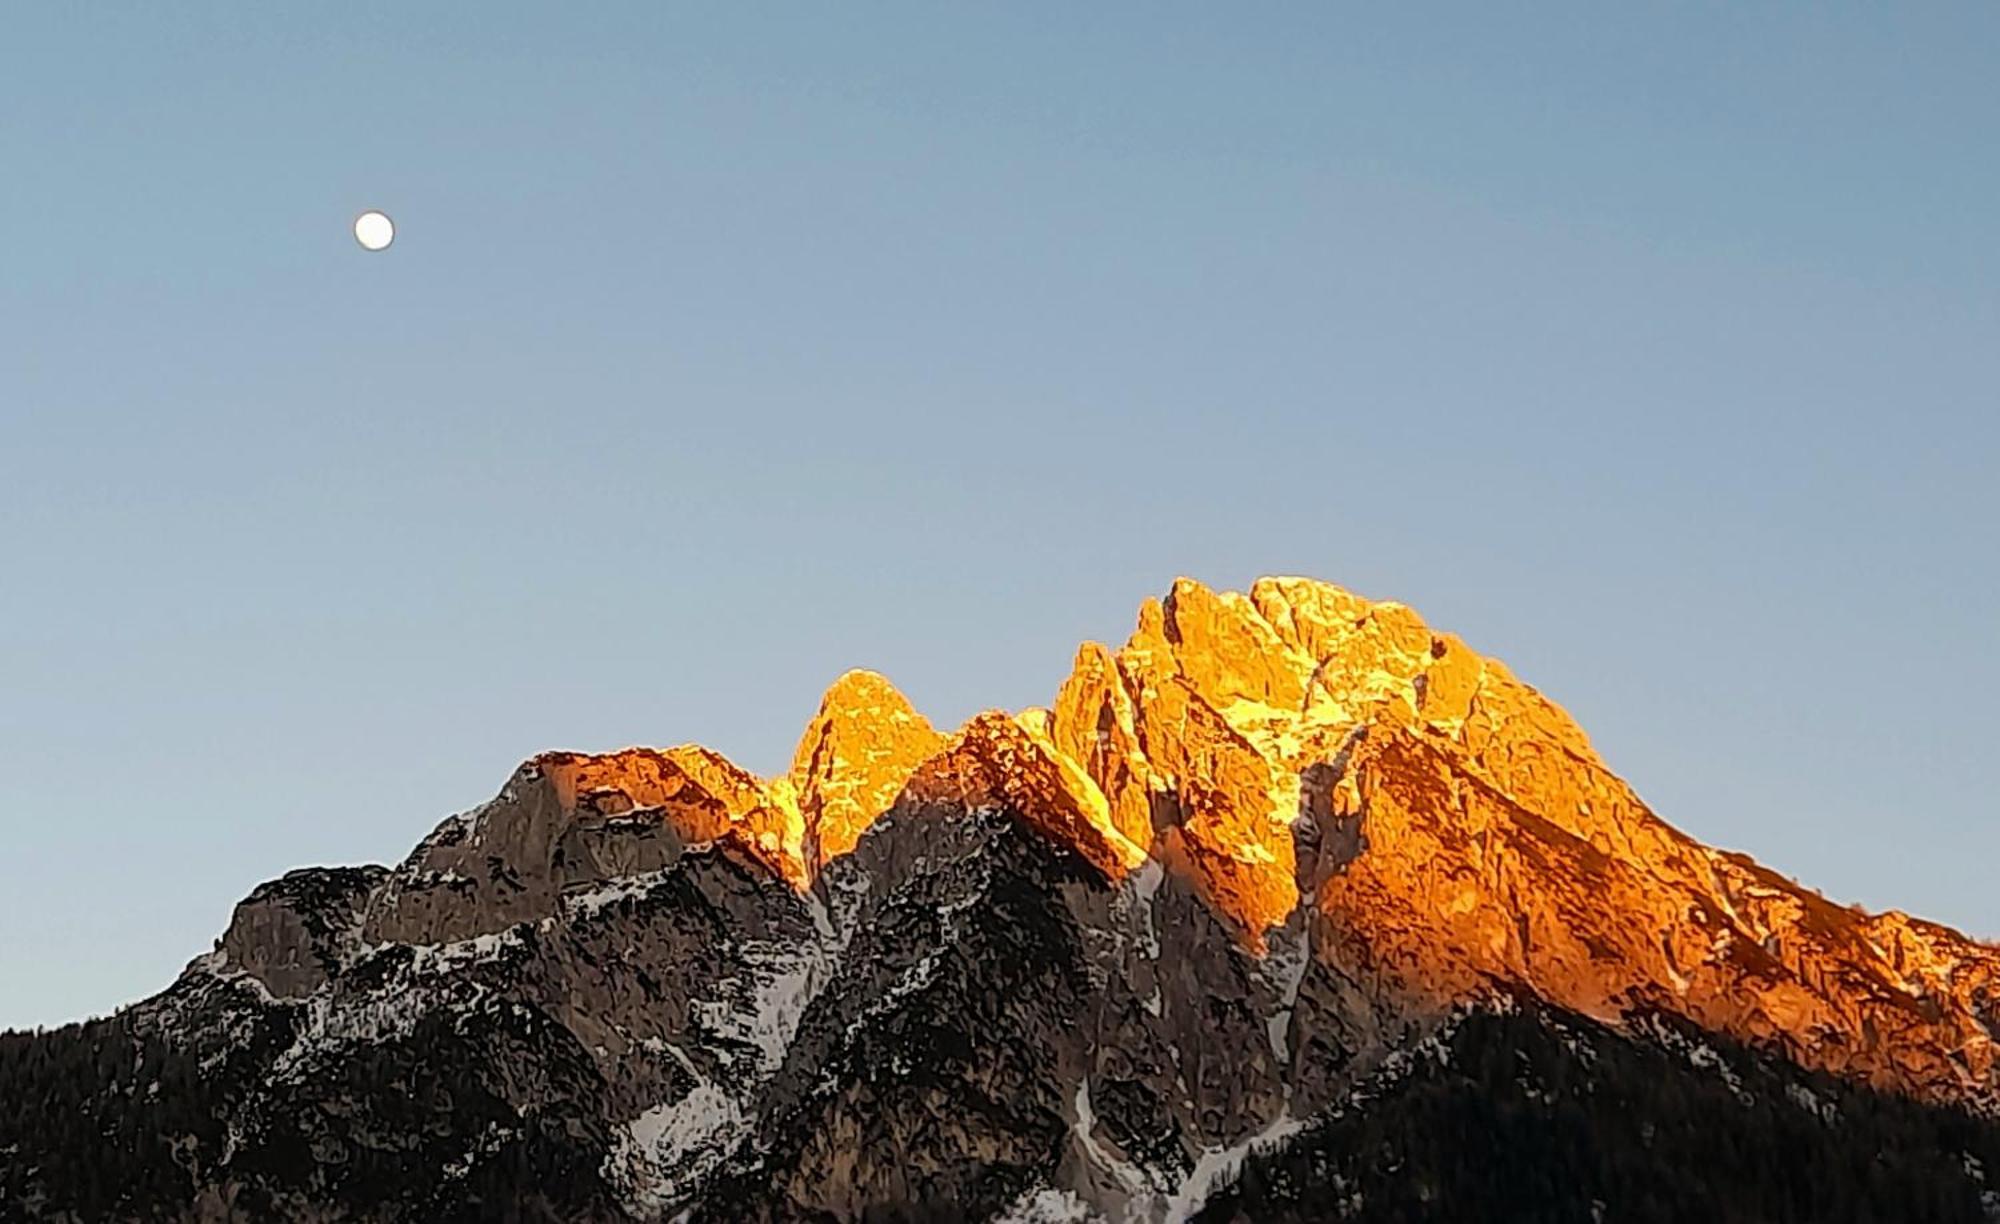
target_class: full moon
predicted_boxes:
[353,210,395,252]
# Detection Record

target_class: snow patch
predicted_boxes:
[1263,926,1310,1065]
[562,868,680,920]
[269,989,434,1080]
[1785,1081,1836,1124]
[1160,1109,1306,1223]
[606,1082,748,1214]
[1131,860,1164,961]
[848,948,944,1039]
[441,1121,514,1182]
[693,939,826,1074]
[998,1187,1102,1223]
[1072,1078,1150,1199]
[263,928,528,1081]
[403,927,525,975]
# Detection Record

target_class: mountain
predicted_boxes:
[5,576,1998,1223]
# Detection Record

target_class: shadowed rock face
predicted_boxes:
[4,575,1998,1223]
[218,866,386,999]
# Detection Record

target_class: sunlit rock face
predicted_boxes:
[605,571,1995,1113]
[788,668,943,869]
[8,576,2000,1223]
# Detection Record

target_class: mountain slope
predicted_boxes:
[3,576,1996,1222]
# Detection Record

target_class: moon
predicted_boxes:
[353,210,395,252]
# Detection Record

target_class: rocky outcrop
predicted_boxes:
[789,669,943,870]
[6,575,1997,1223]
[1036,576,2000,1107]
[217,866,385,999]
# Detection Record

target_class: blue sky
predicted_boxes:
[3,5,1995,1029]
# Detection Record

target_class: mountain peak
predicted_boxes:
[788,668,941,870]
[24,574,1999,1222]
[354,576,1997,1106]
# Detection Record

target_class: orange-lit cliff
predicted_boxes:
[371,575,2000,1112]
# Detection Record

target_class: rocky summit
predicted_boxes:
[5,576,1999,1223]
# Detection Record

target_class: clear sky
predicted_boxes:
[4,5,1995,1030]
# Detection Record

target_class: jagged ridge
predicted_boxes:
[352,575,1999,1111]
[14,575,1995,1223]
